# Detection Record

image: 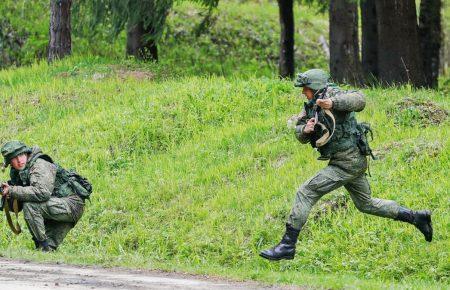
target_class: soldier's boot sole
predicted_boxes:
[259,249,295,261]
[259,252,294,261]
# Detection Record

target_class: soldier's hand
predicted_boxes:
[316,98,333,109]
[1,183,10,197]
[304,118,316,134]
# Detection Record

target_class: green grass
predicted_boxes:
[0,56,448,289]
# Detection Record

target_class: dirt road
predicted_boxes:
[0,258,293,290]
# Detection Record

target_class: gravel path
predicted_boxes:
[0,258,295,290]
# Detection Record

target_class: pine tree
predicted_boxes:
[48,0,72,62]
[419,0,442,88]
[329,0,362,85]
[376,0,425,87]
[277,0,295,79]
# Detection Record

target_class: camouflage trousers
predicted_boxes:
[287,164,401,230]
[23,197,78,249]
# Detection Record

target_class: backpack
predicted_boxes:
[65,169,93,200]
[355,122,376,160]
[28,154,93,200]
[53,164,93,200]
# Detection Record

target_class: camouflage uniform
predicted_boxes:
[260,69,433,261]
[287,86,400,230]
[2,142,84,250]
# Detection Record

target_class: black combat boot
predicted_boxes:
[260,223,300,261]
[38,240,54,252]
[395,207,433,242]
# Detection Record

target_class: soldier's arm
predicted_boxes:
[294,110,311,144]
[330,91,366,112]
[9,159,56,202]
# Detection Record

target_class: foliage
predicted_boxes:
[72,0,218,44]
[0,18,25,68]
[160,1,329,77]
[0,0,48,66]
[73,0,173,41]
[0,56,448,289]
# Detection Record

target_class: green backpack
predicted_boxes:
[54,165,93,200]
[28,154,93,200]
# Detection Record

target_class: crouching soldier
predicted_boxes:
[1,141,89,251]
[260,69,433,261]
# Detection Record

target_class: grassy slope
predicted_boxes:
[0,56,448,289]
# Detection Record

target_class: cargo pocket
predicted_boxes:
[306,170,343,194]
[45,198,73,222]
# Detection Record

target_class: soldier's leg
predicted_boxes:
[288,166,347,230]
[24,222,40,249]
[40,197,76,249]
[345,174,432,241]
[345,174,399,219]
[45,220,74,249]
[22,202,48,244]
[260,166,346,261]
[23,197,75,250]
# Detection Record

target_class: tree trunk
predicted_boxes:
[376,0,424,87]
[126,21,158,61]
[360,0,378,82]
[419,0,442,88]
[277,0,295,79]
[329,0,362,85]
[48,0,72,62]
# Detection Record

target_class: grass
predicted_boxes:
[0,56,448,289]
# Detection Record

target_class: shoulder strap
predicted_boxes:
[315,109,336,147]
[4,198,21,235]
[29,153,54,167]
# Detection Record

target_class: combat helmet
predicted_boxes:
[294,69,330,91]
[1,141,32,168]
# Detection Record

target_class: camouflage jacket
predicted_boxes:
[294,86,368,174]
[9,147,57,202]
[8,147,84,220]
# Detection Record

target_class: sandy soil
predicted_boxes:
[0,258,298,290]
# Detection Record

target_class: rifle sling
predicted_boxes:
[4,198,21,235]
[316,109,336,147]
